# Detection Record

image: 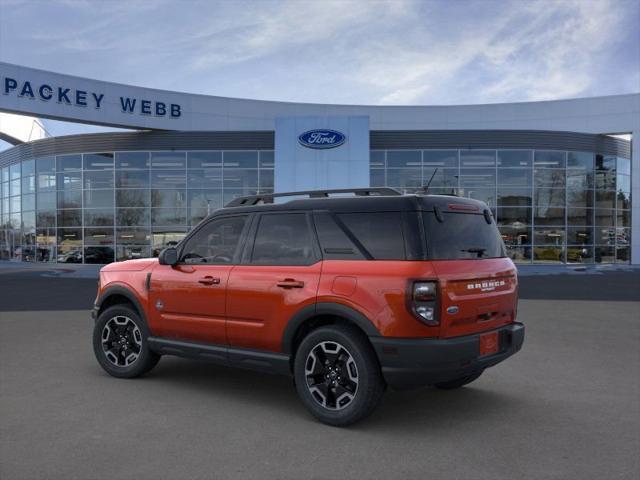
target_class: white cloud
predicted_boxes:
[474,0,625,102]
[0,0,636,105]
[187,0,412,71]
[379,84,431,104]
[350,0,631,104]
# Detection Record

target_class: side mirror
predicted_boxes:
[158,247,178,266]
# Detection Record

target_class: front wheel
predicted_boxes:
[93,305,160,378]
[294,324,385,426]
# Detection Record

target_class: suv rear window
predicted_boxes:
[423,212,506,260]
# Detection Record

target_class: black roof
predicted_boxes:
[215,192,489,216]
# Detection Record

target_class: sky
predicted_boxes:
[0,0,639,142]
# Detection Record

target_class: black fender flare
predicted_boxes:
[95,285,148,325]
[281,302,380,355]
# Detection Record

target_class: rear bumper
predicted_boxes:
[370,323,525,390]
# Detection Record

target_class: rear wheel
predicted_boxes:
[93,305,160,378]
[294,324,385,426]
[434,371,483,390]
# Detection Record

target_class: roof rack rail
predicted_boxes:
[224,187,402,207]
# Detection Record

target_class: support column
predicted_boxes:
[631,129,639,265]
[274,116,370,193]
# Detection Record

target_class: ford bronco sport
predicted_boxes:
[92,188,524,426]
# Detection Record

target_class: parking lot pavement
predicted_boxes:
[1,295,639,480]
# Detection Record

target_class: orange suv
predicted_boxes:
[92,188,524,426]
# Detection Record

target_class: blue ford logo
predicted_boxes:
[298,129,346,149]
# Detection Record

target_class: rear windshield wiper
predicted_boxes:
[460,247,487,258]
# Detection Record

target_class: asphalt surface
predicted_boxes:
[0,271,639,479]
[0,272,98,311]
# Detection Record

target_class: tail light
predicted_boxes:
[410,281,439,326]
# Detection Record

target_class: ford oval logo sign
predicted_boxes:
[298,129,346,149]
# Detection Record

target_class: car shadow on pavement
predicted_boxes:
[362,387,526,432]
[104,355,527,430]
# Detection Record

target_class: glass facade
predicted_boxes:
[0,151,274,263]
[0,147,632,265]
[371,149,632,264]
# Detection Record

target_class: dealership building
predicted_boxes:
[0,62,638,265]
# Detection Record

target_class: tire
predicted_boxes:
[294,324,385,426]
[434,371,483,390]
[93,304,160,378]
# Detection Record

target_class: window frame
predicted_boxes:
[241,211,321,266]
[176,213,251,265]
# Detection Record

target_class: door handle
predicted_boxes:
[277,278,305,289]
[198,276,221,285]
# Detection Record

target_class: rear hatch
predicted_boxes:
[423,203,518,338]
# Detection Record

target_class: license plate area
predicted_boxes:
[479,331,499,356]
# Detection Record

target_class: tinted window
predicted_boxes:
[36,157,55,174]
[116,170,149,188]
[252,214,315,265]
[57,155,82,171]
[314,212,365,260]
[224,151,258,169]
[460,150,496,167]
[337,212,405,260]
[150,152,186,169]
[116,152,149,169]
[424,212,505,260]
[83,153,114,170]
[84,170,114,189]
[181,216,247,264]
[534,151,566,168]
[423,150,458,168]
[498,150,532,167]
[187,151,222,169]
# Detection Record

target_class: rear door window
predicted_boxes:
[251,213,317,265]
[337,212,405,260]
[423,212,506,260]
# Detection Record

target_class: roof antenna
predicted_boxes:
[418,168,438,194]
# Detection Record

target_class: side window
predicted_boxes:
[180,216,247,264]
[251,213,316,265]
[337,212,406,260]
[313,212,365,260]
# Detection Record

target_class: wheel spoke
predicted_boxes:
[101,316,142,368]
[304,340,359,411]
[309,383,330,407]
[306,372,325,387]
[334,384,355,408]
[345,357,359,385]
[325,385,338,409]
[319,342,341,364]
[313,346,328,367]
[124,351,138,366]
